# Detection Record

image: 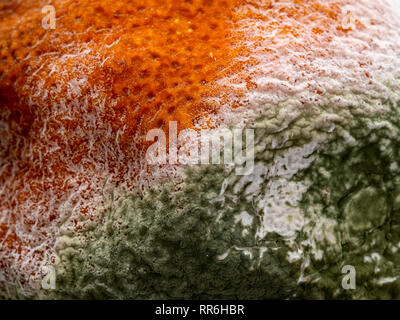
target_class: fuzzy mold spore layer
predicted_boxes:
[1,0,400,298]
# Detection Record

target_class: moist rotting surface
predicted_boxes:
[50,99,400,300]
[0,0,248,291]
[1,0,400,298]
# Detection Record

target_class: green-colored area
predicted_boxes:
[297,126,400,299]
[4,98,400,300]
[51,165,301,299]
[47,99,400,300]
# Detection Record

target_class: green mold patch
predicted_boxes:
[51,165,302,299]
[31,99,400,300]
[342,186,388,235]
[296,114,400,299]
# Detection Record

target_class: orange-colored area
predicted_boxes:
[0,0,344,283]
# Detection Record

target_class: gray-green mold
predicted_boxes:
[33,97,400,300]
[52,165,301,299]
